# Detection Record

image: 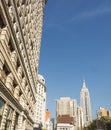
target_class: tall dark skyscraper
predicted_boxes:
[80,80,92,126]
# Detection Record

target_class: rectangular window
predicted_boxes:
[0,97,5,125]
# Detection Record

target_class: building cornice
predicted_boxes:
[0,80,34,124]
[0,80,23,112]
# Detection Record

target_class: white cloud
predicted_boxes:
[70,6,111,22]
[43,5,111,31]
[43,23,64,32]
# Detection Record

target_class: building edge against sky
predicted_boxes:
[0,0,47,130]
[34,74,53,130]
[34,74,46,129]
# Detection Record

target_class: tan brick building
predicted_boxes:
[0,0,47,129]
[97,107,111,118]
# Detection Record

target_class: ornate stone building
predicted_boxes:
[0,0,47,129]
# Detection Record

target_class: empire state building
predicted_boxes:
[80,80,92,126]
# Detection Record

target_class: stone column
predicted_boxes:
[22,118,26,130]
[0,52,5,83]
[25,85,29,95]
[1,27,10,47]
[10,111,16,130]
[11,50,17,68]
[9,6,14,23]
[14,85,20,100]
[0,103,9,130]
[21,77,26,90]
[17,66,22,82]
[17,112,23,130]
[19,94,24,108]
[28,91,30,100]
[5,73,14,92]
[17,32,21,44]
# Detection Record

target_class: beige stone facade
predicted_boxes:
[97,107,111,118]
[0,0,47,129]
[34,74,46,129]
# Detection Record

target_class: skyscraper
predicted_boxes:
[80,80,92,126]
[56,97,77,118]
[56,97,77,130]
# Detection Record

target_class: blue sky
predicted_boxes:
[38,0,111,119]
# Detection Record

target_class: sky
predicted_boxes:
[38,0,111,119]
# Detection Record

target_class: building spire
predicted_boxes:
[83,80,86,88]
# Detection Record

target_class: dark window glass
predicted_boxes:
[0,98,5,125]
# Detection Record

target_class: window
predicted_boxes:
[0,98,5,125]
[0,14,6,29]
